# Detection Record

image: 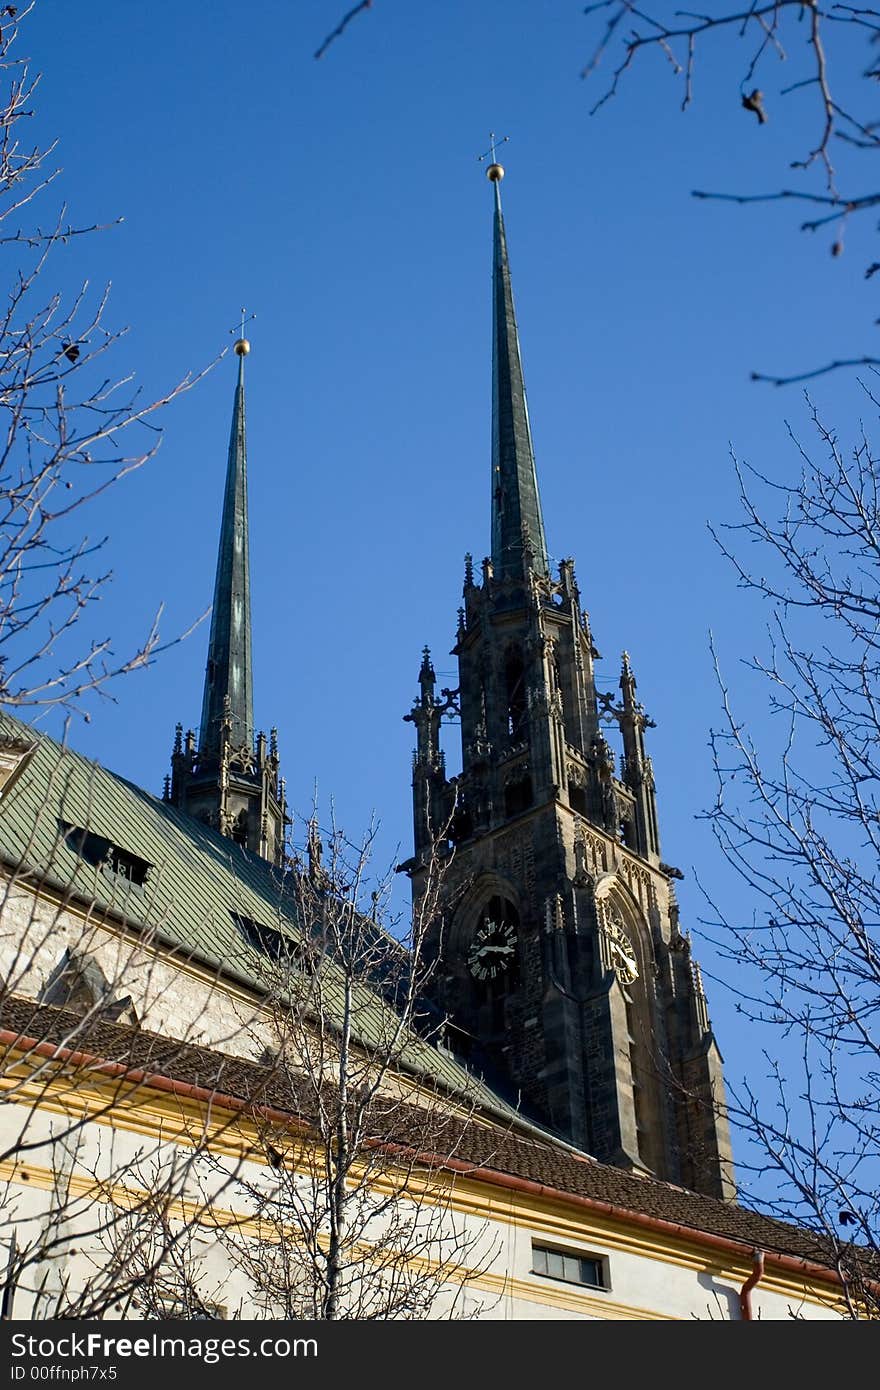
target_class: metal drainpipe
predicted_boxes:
[740,1248,765,1320]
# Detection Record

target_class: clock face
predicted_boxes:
[468,918,517,981]
[607,918,639,984]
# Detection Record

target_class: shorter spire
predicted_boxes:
[166,316,288,867]
[198,335,255,757]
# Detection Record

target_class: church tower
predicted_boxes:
[165,335,288,865]
[403,160,735,1199]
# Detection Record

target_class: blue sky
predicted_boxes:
[17,2,875,1195]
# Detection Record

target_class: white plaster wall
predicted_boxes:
[0,1098,844,1323]
[0,878,274,1061]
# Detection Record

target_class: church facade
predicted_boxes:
[0,165,864,1320]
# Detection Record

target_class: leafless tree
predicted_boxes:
[0,714,293,1321]
[0,820,264,1319]
[583,2,880,383]
[208,812,499,1320]
[0,7,242,1317]
[573,2,880,1317]
[0,5,214,722]
[697,396,880,1317]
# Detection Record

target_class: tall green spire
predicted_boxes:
[198,342,254,756]
[489,164,549,582]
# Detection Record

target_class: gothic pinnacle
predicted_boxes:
[620,650,637,702]
[419,646,436,699]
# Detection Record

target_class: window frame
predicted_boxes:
[0,739,35,803]
[530,1241,609,1292]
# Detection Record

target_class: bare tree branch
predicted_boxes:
[314,1,374,62]
[697,395,880,1315]
[0,8,216,720]
[583,3,880,378]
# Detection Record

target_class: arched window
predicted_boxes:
[505,653,527,740]
[232,809,249,846]
[505,774,533,817]
[551,648,565,719]
[450,805,474,844]
[607,899,665,1178]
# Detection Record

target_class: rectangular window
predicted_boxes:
[106,844,151,886]
[233,912,315,972]
[532,1242,606,1290]
[59,821,152,888]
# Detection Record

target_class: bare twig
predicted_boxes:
[314,0,374,62]
[696,396,880,1314]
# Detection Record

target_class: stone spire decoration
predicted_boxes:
[402,151,735,1202]
[165,329,288,865]
[488,158,549,583]
[404,646,449,855]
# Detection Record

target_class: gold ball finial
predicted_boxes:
[234,338,250,356]
[487,163,505,183]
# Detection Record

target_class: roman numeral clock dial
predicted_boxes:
[467,918,516,981]
[607,917,639,985]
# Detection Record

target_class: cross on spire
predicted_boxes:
[230,308,256,342]
[478,132,509,167]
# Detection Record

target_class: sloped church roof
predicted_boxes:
[0,707,518,1116]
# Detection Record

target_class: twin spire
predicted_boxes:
[198,338,254,756]
[199,157,547,752]
[170,153,546,857]
[167,331,287,866]
[488,161,549,583]
[197,154,549,765]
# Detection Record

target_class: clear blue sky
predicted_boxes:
[19,2,873,1195]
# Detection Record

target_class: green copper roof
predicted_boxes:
[0,712,529,1124]
[198,351,254,755]
[490,178,549,583]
